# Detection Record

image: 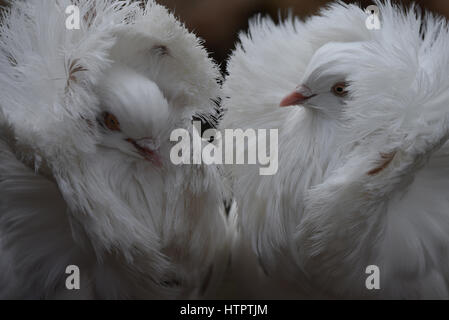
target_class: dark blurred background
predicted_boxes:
[1,0,449,70]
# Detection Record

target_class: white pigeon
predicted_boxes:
[0,0,230,299]
[222,1,449,299]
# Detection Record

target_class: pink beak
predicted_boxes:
[280,85,315,107]
[127,138,163,167]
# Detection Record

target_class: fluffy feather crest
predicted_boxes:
[0,0,228,299]
[0,0,220,163]
[223,0,449,298]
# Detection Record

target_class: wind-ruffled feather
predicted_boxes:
[223,0,449,298]
[0,0,229,299]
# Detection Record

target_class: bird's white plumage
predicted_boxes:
[0,0,230,299]
[223,1,449,298]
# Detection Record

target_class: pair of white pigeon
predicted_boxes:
[1,0,449,299]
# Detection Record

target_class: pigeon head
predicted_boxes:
[95,65,170,167]
[279,42,362,118]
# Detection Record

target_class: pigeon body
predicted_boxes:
[0,0,229,299]
[223,1,449,298]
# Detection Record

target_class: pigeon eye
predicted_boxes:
[332,82,348,97]
[103,112,121,131]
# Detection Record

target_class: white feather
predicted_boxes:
[223,0,449,298]
[0,0,230,299]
